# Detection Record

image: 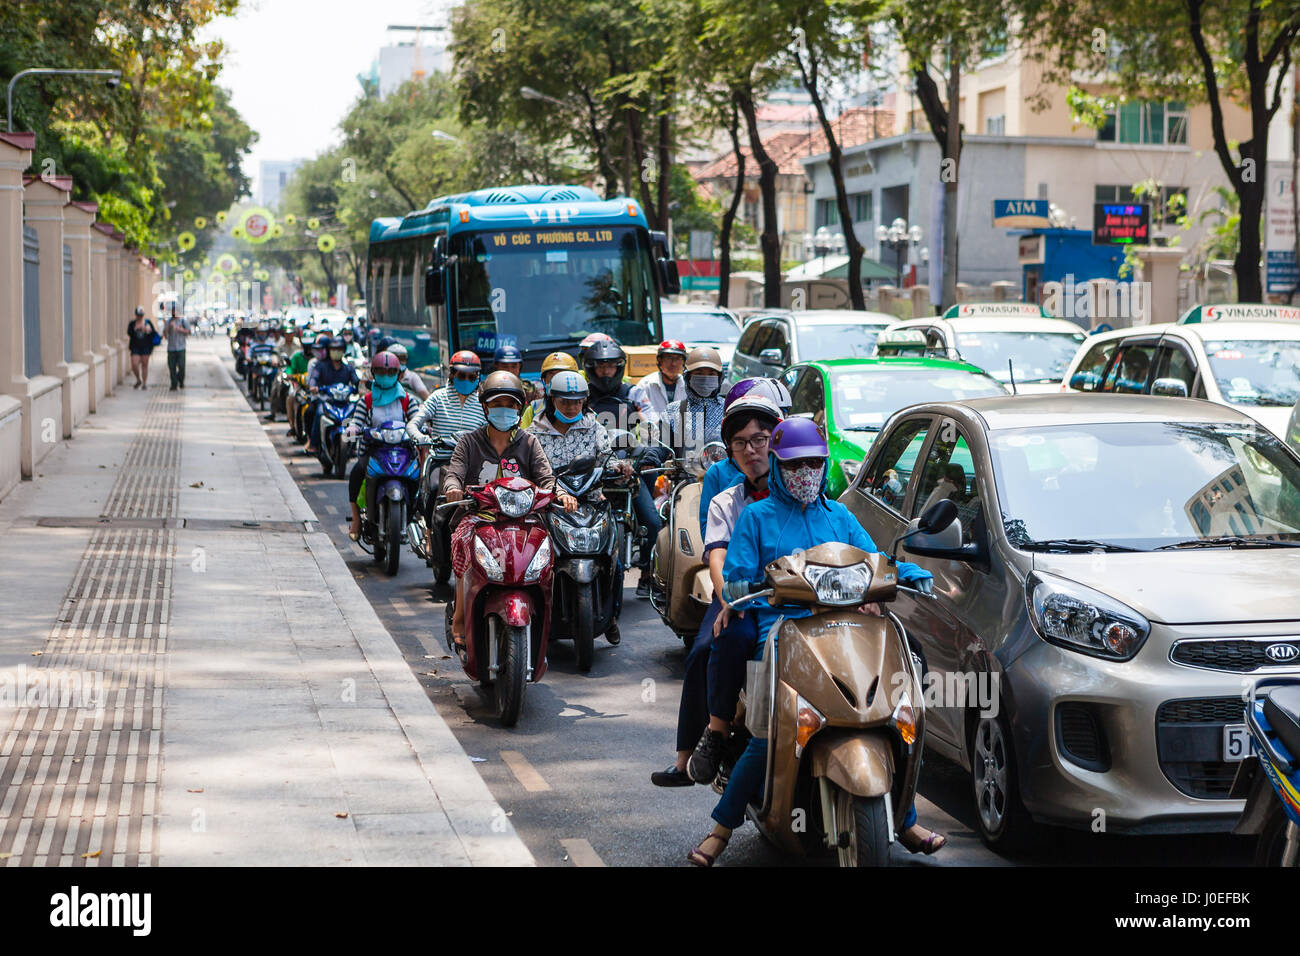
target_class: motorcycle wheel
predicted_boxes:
[574,582,595,672]
[835,788,891,868]
[496,620,528,727]
[257,378,266,410]
[331,438,347,479]
[1255,808,1298,867]
[384,501,402,576]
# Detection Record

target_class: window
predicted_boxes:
[861,418,932,512]
[912,426,982,543]
[766,321,791,365]
[1153,344,1196,394]
[1098,101,1188,145]
[737,321,764,360]
[985,115,1006,136]
[817,198,841,228]
[851,192,872,222]
[1069,339,1118,392]
[1101,341,1160,393]
[789,367,825,421]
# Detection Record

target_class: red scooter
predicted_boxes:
[442,476,556,726]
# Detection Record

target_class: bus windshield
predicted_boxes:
[452,225,658,355]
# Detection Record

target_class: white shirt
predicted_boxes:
[631,371,685,420]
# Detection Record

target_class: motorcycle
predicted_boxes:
[545,453,624,671]
[719,500,953,867]
[409,433,462,587]
[1230,678,1300,866]
[440,476,556,726]
[267,360,292,421]
[285,373,311,442]
[315,382,358,479]
[649,441,729,649]
[357,422,420,576]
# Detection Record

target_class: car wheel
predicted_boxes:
[969,709,1033,851]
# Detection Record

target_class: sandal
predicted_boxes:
[686,831,729,867]
[899,826,947,855]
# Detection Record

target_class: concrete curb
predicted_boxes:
[221,350,534,866]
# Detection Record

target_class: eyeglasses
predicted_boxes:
[729,434,771,453]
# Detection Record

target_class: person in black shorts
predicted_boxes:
[127,307,159,389]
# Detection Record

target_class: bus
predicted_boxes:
[366,184,677,386]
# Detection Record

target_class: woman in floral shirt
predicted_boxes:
[528,370,625,473]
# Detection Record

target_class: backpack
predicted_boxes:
[363,391,414,418]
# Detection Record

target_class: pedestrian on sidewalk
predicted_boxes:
[165,305,190,391]
[127,307,159,389]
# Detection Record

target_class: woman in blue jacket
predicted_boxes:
[686,416,946,865]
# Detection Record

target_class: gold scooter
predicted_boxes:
[726,500,958,866]
[649,442,728,648]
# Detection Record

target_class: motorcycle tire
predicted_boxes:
[1255,807,1297,867]
[835,789,891,868]
[574,582,595,672]
[384,501,402,576]
[257,379,266,410]
[496,620,528,727]
[331,439,347,480]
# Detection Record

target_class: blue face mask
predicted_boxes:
[373,373,398,388]
[453,377,478,396]
[487,407,521,431]
[371,374,402,405]
[554,408,583,424]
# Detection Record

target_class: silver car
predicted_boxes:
[841,393,1300,848]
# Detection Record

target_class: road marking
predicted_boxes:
[560,838,606,867]
[322,504,338,515]
[389,598,416,618]
[499,751,551,792]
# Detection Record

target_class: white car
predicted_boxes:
[884,303,1088,393]
[660,302,743,371]
[1061,305,1300,439]
[313,308,349,332]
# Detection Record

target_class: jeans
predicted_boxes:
[706,606,760,722]
[309,400,325,449]
[712,738,918,832]
[631,480,661,572]
[348,455,370,506]
[167,349,186,387]
[675,597,722,752]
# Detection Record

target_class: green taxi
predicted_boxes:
[782,354,1007,498]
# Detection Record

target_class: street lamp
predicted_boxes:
[7,68,123,133]
[803,225,846,276]
[875,217,922,288]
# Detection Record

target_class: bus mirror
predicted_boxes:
[425,265,445,306]
[649,230,669,258]
[658,258,680,295]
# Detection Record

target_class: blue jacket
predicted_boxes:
[722,456,932,642]
[699,458,743,539]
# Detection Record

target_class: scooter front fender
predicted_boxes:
[558,558,596,583]
[809,733,895,798]
[484,589,534,629]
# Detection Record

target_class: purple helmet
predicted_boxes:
[769,417,828,460]
[724,378,757,410]
[725,377,792,413]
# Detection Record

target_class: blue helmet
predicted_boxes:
[494,343,523,364]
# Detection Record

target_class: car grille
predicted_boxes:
[1171,638,1300,673]
[1155,697,1246,799]
[1055,702,1110,771]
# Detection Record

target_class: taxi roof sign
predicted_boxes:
[942,302,1051,319]
[1179,303,1300,324]
[875,328,931,355]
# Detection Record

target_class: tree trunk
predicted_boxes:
[627,108,660,230]
[942,46,961,312]
[657,81,672,242]
[718,104,746,309]
[795,45,864,309]
[736,86,782,308]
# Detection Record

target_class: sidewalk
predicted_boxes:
[0,339,533,866]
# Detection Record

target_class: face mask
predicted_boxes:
[453,377,478,396]
[554,408,583,424]
[487,407,520,431]
[373,373,398,388]
[780,462,824,504]
[690,374,719,398]
[330,349,344,361]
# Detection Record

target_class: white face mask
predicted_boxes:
[690,374,719,398]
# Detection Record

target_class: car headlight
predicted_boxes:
[840,459,862,484]
[1025,571,1150,660]
[494,485,535,517]
[559,523,601,552]
[523,536,552,583]
[474,536,504,582]
[802,562,871,606]
[794,695,825,758]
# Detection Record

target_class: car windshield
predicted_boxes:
[830,366,1005,432]
[990,421,1300,550]
[953,330,1087,383]
[798,323,890,360]
[1201,337,1300,408]
[663,310,740,345]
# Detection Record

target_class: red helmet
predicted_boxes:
[370,351,399,372]
[450,350,481,374]
[657,339,688,359]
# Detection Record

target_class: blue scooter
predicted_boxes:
[1231,678,1300,866]
[359,421,420,576]
[316,382,358,479]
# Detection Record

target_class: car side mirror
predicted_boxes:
[918,498,958,534]
[1151,377,1189,398]
[759,347,784,366]
[425,265,445,306]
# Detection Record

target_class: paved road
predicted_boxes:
[231,353,1254,867]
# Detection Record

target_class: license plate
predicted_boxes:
[1223,723,1252,762]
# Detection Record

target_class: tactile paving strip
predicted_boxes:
[0,391,178,866]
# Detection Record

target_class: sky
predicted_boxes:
[202,0,454,201]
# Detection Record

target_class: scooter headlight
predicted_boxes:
[473,536,504,582]
[802,562,871,606]
[523,536,552,583]
[558,523,601,553]
[494,485,535,518]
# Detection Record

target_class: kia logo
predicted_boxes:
[1265,643,1300,663]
